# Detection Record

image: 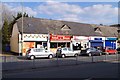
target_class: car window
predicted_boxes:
[89,48,96,51]
[39,49,44,52]
[33,48,44,52]
[57,48,61,51]
[68,48,72,51]
[92,48,97,51]
[63,48,67,51]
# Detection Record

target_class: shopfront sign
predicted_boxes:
[73,36,89,40]
[23,34,48,41]
[90,36,105,40]
[50,34,71,41]
[106,37,117,40]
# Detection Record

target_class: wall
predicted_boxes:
[10,23,19,53]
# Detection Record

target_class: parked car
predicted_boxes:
[26,48,55,60]
[104,47,117,55]
[80,48,102,56]
[56,47,80,58]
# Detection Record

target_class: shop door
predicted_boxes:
[105,41,116,49]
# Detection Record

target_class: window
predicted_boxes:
[73,43,82,50]
[50,43,57,48]
[58,43,66,47]
[68,48,72,51]
[50,42,70,48]
[43,42,47,48]
[39,48,44,52]
[67,42,70,47]
[63,48,67,51]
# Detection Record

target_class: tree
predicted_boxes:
[2,18,10,44]
[9,12,30,35]
[2,12,30,52]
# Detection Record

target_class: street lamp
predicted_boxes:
[20,1,24,56]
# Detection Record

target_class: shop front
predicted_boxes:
[89,37,105,50]
[50,34,71,53]
[105,37,117,49]
[72,36,89,50]
[19,34,48,56]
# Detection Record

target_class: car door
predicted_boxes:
[33,49,41,57]
[93,48,99,54]
[90,48,96,54]
[68,48,74,56]
[39,48,48,57]
[62,48,69,56]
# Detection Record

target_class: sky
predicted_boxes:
[1,0,119,25]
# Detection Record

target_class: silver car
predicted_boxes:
[80,48,102,56]
[26,48,55,60]
[56,47,80,58]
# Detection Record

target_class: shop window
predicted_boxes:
[43,42,47,48]
[36,42,42,48]
[73,43,82,50]
[50,43,57,48]
[58,43,66,47]
[67,42,70,47]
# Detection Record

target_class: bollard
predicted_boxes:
[4,56,6,63]
[32,59,36,69]
[56,55,59,67]
[76,56,78,65]
[104,53,107,61]
[92,55,94,63]
[11,56,13,62]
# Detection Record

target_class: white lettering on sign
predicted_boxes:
[50,35,71,41]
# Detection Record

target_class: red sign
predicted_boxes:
[50,34,71,41]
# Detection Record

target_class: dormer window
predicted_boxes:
[94,27,102,33]
[61,24,71,31]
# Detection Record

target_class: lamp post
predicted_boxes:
[20,1,24,56]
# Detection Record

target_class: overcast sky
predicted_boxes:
[1,0,119,25]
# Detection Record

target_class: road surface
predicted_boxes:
[2,61,119,78]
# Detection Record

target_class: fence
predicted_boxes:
[1,54,119,71]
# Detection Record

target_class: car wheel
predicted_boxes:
[48,55,53,59]
[88,53,92,57]
[30,55,35,60]
[74,54,78,57]
[61,54,65,58]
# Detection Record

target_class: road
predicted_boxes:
[2,60,119,78]
[1,54,119,71]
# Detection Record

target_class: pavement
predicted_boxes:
[0,52,16,56]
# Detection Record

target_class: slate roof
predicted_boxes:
[16,17,117,37]
[91,25,118,37]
